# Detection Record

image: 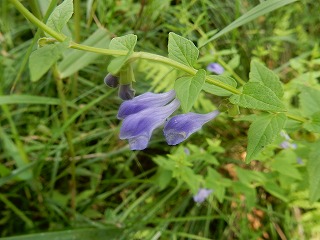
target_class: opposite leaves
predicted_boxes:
[246,113,287,163]
[168,32,199,68]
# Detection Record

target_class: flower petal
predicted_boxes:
[207,63,224,75]
[164,110,220,145]
[193,188,213,203]
[117,90,176,119]
[120,99,180,150]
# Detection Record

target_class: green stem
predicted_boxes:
[10,0,308,123]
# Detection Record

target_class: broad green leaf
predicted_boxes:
[0,228,122,240]
[232,181,256,209]
[246,113,287,162]
[168,32,199,68]
[109,34,137,51]
[205,168,231,203]
[270,159,302,180]
[58,29,110,78]
[153,168,172,191]
[174,69,206,112]
[263,181,288,202]
[46,0,73,35]
[107,34,137,74]
[29,42,68,82]
[229,82,286,112]
[249,60,283,98]
[203,75,237,96]
[308,142,320,202]
[299,86,320,117]
[303,112,320,133]
[200,0,298,47]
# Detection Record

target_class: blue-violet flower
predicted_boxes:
[193,188,213,203]
[117,90,176,119]
[119,99,180,150]
[207,63,224,74]
[164,110,220,145]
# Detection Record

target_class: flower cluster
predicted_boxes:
[117,90,220,150]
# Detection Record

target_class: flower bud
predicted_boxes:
[118,84,135,100]
[104,74,119,88]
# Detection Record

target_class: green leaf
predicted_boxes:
[107,34,137,74]
[232,182,256,209]
[200,0,298,47]
[249,60,283,98]
[29,42,68,82]
[303,112,320,133]
[46,0,73,35]
[205,168,231,203]
[308,142,320,203]
[109,34,137,51]
[263,181,288,202]
[299,86,320,117]
[58,29,110,78]
[246,113,287,162]
[270,159,302,180]
[203,75,237,96]
[168,32,199,68]
[174,69,206,112]
[229,82,286,112]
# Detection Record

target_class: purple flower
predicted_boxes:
[193,188,213,203]
[117,90,176,120]
[118,84,135,100]
[119,99,180,150]
[207,63,224,74]
[104,74,119,88]
[164,110,220,145]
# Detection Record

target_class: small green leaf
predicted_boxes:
[46,0,73,35]
[308,141,320,203]
[229,82,286,112]
[270,159,302,180]
[299,86,320,117]
[107,34,137,74]
[174,69,206,112]
[246,113,287,162]
[249,60,283,98]
[109,34,137,51]
[263,181,288,202]
[29,42,68,82]
[168,32,199,68]
[203,75,237,96]
[303,112,320,133]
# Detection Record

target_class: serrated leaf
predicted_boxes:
[303,112,320,133]
[299,86,320,117]
[174,69,206,112]
[308,142,320,202]
[46,0,73,35]
[107,34,137,74]
[249,60,283,98]
[246,113,287,162]
[29,42,68,82]
[168,32,199,68]
[58,29,110,78]
[229,82,286,112]
[203,75,237,96]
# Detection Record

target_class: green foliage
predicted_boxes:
[168,32,199,68]
[307,141,320,203]
[174,69,206,112]
[203,75,237,97]
[246,113,287,162]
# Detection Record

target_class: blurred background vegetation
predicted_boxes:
[1,0,320,239]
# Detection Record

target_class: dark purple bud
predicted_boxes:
[104,74,119,88]
[118,84,135,100]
